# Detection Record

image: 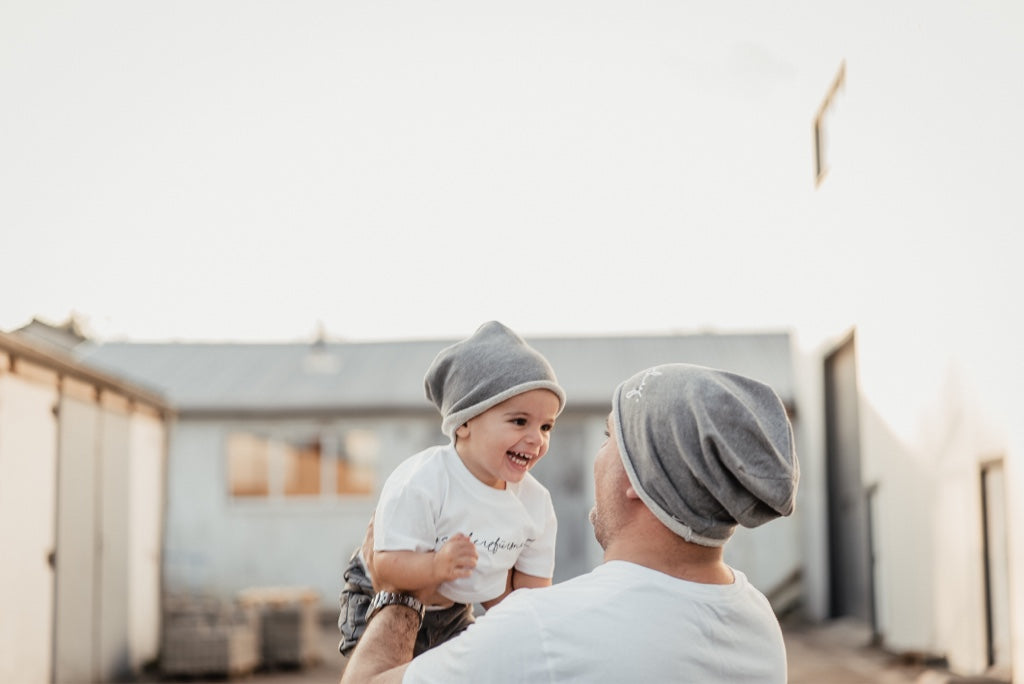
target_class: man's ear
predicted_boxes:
[625,486,641,500]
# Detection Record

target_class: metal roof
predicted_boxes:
[0,330,172,412]
[75,331,794,415]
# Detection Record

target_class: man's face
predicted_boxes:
[589,413,629,549]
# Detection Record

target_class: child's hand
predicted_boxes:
[433,533,478,583]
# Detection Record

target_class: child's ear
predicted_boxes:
[455,423,470,440]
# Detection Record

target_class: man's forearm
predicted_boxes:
[340,604,418,684]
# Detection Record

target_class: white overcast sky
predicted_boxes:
[2,1,1021,344]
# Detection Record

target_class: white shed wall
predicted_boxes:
[855,320,1018,675]
[791,337,830,622]
[0,372,58,684]
[98,406,132,679]
[1,333,171,683]
[797,323,1020,678]
[127,412,166,671]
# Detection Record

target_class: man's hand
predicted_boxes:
[432,533,478,583]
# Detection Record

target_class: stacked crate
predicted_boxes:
[160,595,260,678]
[237,587,322,668]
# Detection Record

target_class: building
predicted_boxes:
[75,330,801,620]
[792,7,1022,678]
[0,328,172,683]
[795,325,1018,681]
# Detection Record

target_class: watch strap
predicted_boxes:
[365,591,426,626]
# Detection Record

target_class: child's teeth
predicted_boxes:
[509,451,531,465]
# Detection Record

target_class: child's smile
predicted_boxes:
[507,449,535,469]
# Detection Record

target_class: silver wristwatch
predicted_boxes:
[365,591,426,625]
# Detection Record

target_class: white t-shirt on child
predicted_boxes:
[373,443,557,605]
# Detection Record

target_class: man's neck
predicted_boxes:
[603,523,734,585]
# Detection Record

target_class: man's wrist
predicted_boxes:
[340,591,420,683]
[365,591,426,627]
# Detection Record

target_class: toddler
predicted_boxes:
[338,321,565,656]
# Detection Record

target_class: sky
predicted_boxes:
[2,1,1021,346]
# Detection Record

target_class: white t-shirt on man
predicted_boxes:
[373,443,557,605]
[404,560,789,683]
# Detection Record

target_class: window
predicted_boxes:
[227,428,379,499]
[336,429,377,495]
[228,433,270,497]
[814,61,845,187]
[283,438,321,496]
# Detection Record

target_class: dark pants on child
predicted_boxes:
[338,549,476,657]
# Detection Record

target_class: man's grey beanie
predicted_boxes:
[425,321,566,439]
[612,363,799,547]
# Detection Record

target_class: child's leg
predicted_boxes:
[338,548,374,656]
[415,603,476,655]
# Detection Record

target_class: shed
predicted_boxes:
[0,330,172,683]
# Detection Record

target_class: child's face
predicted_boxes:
[454,389,560,489]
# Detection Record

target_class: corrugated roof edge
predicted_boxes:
[73,330,794,416]
[0,331,173,413]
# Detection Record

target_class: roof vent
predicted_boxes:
[303,322,341,374]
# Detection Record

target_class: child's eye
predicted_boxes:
[512,418,528,426]
[541,423,553,432]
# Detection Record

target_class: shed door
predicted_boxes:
[0,373,58,684]
[54,395,101,683]
[824,335,874,625]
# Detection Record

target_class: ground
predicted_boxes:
[152,614,1000,684]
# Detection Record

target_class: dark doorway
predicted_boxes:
[824,332,875,629]
[981,459,1011,672]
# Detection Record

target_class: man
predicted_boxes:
[341,363,800,683]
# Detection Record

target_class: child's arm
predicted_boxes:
[480,568,552,610]
[373,533,478,594]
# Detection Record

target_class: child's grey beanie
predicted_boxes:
[612,363,799,547]
[425,321,566,439]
